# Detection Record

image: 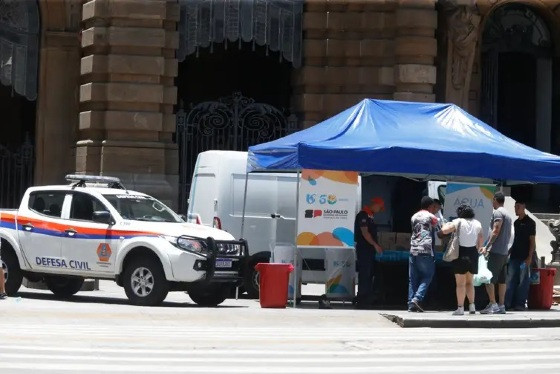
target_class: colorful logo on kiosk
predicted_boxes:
[97,243,112,262]
[326,273,350,295]
[306,194,337,205]
[297,227,354,247]
[305,209,322,218]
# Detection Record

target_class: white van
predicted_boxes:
[188,151,314,297]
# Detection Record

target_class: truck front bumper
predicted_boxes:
[192,238,248,285]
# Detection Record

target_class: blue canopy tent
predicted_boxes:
[245,99,560,307]
[248,99,560,184]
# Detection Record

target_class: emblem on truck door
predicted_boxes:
[97,243,112,262]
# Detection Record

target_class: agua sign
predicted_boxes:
[443,182,495,238]
[297,169,359,248]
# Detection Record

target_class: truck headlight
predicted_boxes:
[162,235,207,254]
[216,243,241,255]
[177,236,206,253]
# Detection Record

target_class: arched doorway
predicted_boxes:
[0,0,39,207]
[175,0,303,212]
[480,4,553,206]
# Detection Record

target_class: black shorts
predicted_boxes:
[487,253,508,284]
[452,246,478,275]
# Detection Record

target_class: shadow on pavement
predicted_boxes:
[14,291,247,309]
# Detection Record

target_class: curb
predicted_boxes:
[381,313,560,328]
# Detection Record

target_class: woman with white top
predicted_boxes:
[440,204,484,315]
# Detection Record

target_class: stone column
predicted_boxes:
[393,0,438,102]
[35,31,81,185]
[79,0,179,208]
[35,0,82,185]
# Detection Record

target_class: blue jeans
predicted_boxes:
[408,254,435,304]
[505,258,530,309]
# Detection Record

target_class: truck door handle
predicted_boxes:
[22,223,34,231]
[65,228,77,237]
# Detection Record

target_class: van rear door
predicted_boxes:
[230,173,280,254]
[188,171,217,226]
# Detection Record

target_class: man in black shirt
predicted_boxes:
[505,199,536,310]
[354,197,384,309]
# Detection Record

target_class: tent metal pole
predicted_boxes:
[240,172,249,239]
[238,171,250,302]
[293,169,301,308]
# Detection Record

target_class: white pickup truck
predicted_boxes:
[0,175,247,306]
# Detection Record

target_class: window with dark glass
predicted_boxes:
[28,191,66,218]
[70,193,107,222]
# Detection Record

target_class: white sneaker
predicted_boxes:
[496,305,506,314]
[480,303,499,314]
[469,303,476,315]
[452,307,464,316]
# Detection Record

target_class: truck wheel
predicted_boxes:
[1,249,23,295]
[188,284,228,307]
[243,259,265,299]
[45,276,84,298]
[123,257,168,306]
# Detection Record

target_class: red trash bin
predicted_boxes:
[528,268,557,310]
[255,263,294,308]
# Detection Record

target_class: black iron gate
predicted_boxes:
[176,92,297,213]
[0,136,34,208]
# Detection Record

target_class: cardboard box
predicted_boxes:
[377,231,395,251]
[384,232,397,250]
[395,232,412,251]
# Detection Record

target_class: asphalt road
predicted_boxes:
[1,281,560,373]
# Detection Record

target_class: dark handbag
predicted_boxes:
[443,219,461,262]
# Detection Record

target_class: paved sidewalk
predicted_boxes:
[382,307,560,328]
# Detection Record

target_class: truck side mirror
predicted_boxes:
[93,210,114,225]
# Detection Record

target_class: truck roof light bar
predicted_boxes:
[65,174,127,190]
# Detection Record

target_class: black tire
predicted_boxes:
[243,259,265,299]
[188,284,229,307]
[123,256,168,306]
[1,248,23,296]
[45,276,84,298]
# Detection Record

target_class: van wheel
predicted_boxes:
[243,259,265,299]
[1,249,23,295]
[188,284,228,307]
[123,257,168,306]
[45,276,84,298]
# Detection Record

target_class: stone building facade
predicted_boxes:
[1,0,560,210]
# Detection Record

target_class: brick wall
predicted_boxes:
[292,0,437,128]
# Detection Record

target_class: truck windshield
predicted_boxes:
[103,194,182,223]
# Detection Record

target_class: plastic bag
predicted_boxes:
[530,268,540,285]
[473,255,492,287]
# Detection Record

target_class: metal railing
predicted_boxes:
[176,92,297,214]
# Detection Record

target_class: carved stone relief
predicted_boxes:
[449,6,480,90]
[441,1,481,108]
